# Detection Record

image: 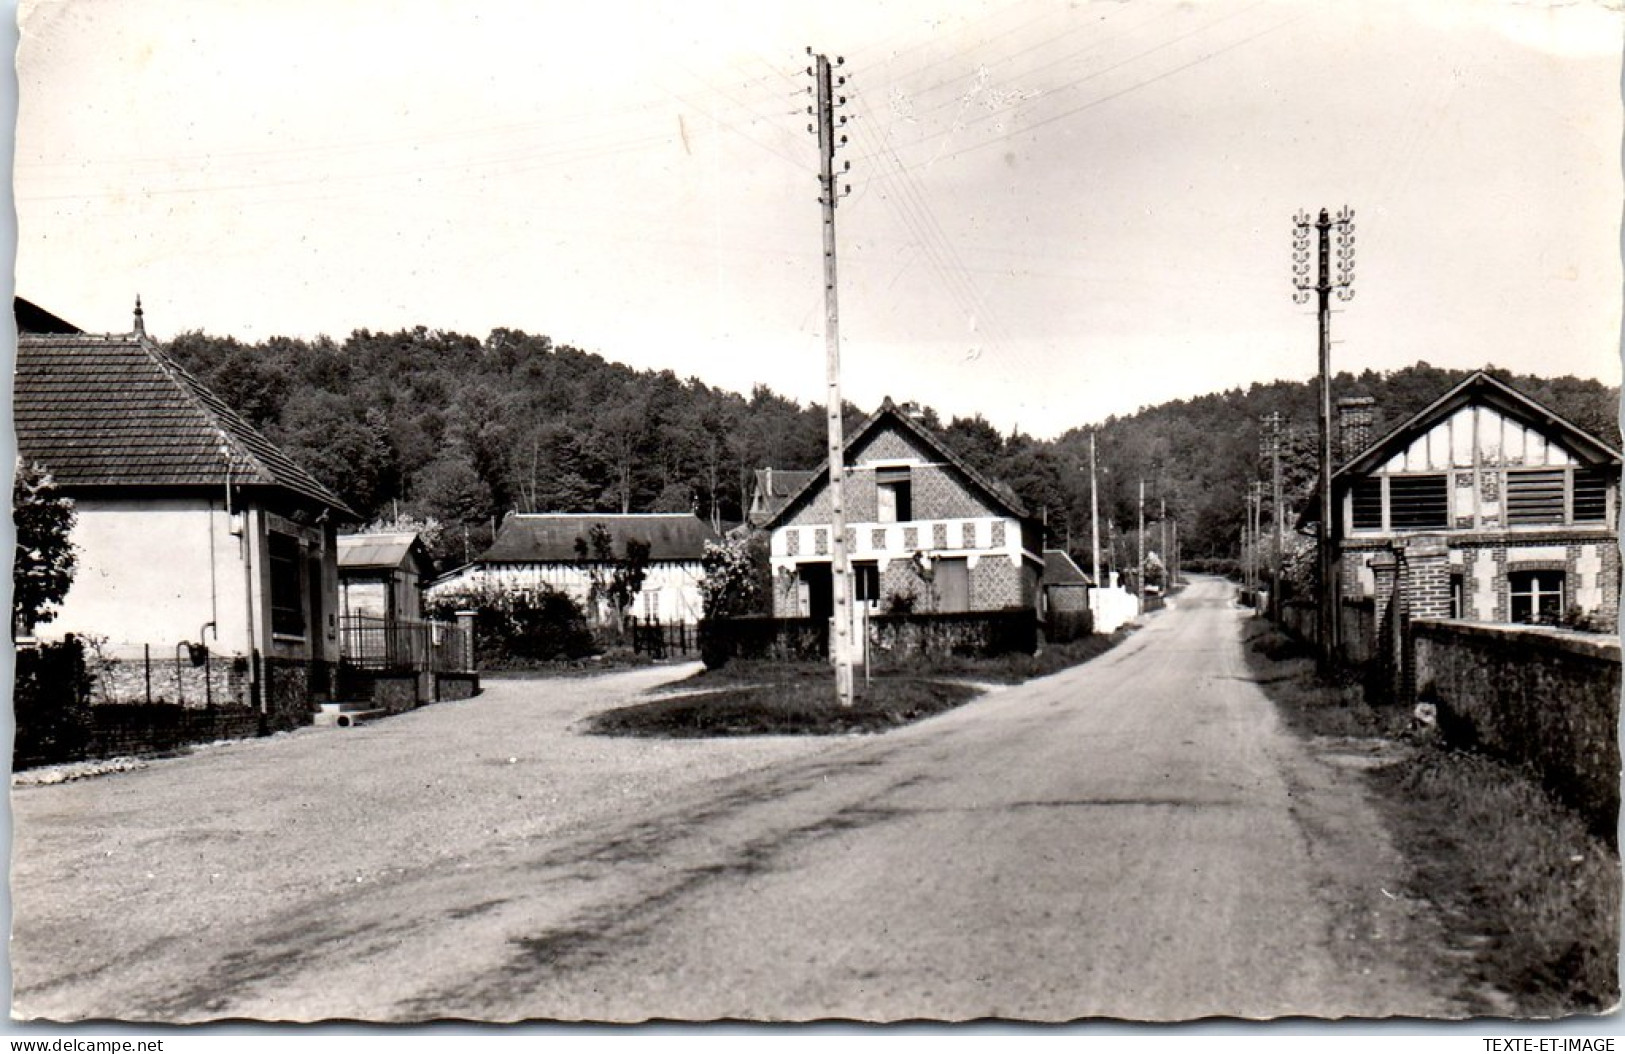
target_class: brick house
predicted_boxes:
[1325,371,1620,645]
[762,398,1044,619]
[426,513,718,624]
[747,468,815,528]
[14,299,357,725]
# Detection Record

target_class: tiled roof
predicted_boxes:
[763,397,1032,529]
[479,513,719,564]
[1043,549,1093,586]
[753,468,814,500]
[15,332,354,517]
[338,532,430,572]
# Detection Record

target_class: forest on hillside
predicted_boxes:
[163,327,1620,574]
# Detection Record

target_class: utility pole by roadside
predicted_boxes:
[1159,496,1167,586]
[1137,478,1145,607]
[809,50,854,706]
[1263,412,1285,620]
[1293,206,1356,665]
[1089,433,1101,587]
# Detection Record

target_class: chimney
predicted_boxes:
[1337,396,1377,463]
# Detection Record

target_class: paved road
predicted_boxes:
[11,579,1462,1022]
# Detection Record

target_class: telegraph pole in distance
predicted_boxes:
[1292,206,1356,664]
[809,50,854,706]
[1137,477,1145,608]
[1264,412,1285,621]
[1089,433,1101,587]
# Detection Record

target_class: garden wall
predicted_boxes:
[89,705,263,758]
[867,609,1038,669]
[1411,618,1620,837]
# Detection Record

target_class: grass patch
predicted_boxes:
[1241,624,1410,740]
[1374,745,1620,1014]
[887,627,1135,684]
[590,626,1132,738]
[586,676,982,737]
[1242,620,1620,1014]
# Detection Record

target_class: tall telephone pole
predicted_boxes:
[1263,412,1285,620]
[1292,206,1355,662]
[1089,433,1101,587]
[1136,478,1145,607]
[809,50,854,706]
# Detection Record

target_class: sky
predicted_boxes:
[10,0,1624,438]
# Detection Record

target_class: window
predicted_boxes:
[1449,573,1464,619]
[1573,466,1609,523]
[1350,478,1383,531]
[876,466,913,523]
[1509,569,1564,625]
[1387,474,1448,529]
[852,561,880,603]
[1505,469,1565,525]
[268,532,305,637]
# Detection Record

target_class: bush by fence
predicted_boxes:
[698,617,828,668]
[431,586,596,669]
[14,637,94,768]
[1046,607,1094,644]
[698,609,1041,670]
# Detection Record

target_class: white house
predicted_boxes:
[426,513,718,624]
[14,299,357,724]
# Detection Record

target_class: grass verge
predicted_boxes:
[585,676,982,737]
[1242,621,1620,1015]
[590,626,1135,737]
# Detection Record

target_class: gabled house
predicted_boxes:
[14,299,357,724]
[426,512,718,624]
[748,468,815,528]
[1325,371,1620,634]
[761,398,1044,619]
[338,532,435,624]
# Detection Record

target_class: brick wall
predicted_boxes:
[969,555,1026,610]
[1412,619,1620,837]
[89,705,263,759]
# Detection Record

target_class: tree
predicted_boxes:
[574,523,651,633]
[13,461,77,632]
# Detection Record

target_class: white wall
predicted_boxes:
[427,560,707,624]
[43,496,252,659]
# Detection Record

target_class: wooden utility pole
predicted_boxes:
[810,50,854,706]
[1293,207,1356,662]
[1159,496,1167,585]
[1089,433,1101,586]
[1264,412,1285,620]
[1137,477,1145,606]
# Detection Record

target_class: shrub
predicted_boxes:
[429,584,597,668]
[14,636,93,768]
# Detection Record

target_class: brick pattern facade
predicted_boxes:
[1340,528,1620,632]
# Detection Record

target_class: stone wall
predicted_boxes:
[436,672,481,701]
[1412,618,1620,836]
[90,647,251,708]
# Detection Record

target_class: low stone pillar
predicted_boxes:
[455,610,477,672]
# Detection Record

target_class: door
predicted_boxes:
[936,557,969,612]
[800,563,834,620]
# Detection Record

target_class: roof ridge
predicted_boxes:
[139,337,273,484]
[763,401,1031,529]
